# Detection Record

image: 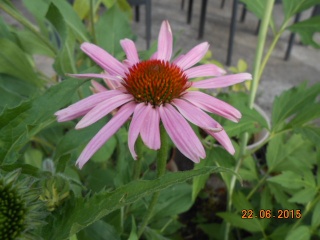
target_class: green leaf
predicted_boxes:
[192,146,216,201]
[288,187,317,204]
[285,225,310,240]
[266,134,314,173]
[0,38,41,86]
[46,3,77,75]
[240,0,275,31]
[311,201,320,229]
[51,0,89,42]
[267,182,297,209]
[217,212,262,232]
[295,126,320,146]
[42,166,227,239]
[289,103,320,127]
[95,4,133,57]
[0,74,38,112]
[0,78,86,165]
[15,30,56,57]
[91,135,117,163]
[282,0,320,21]
[271,82,320,132]
[24,148,43,169]
[288,16,320,48]
[73,0,90,20]
[77,220,120,240]
[267,171,305,189]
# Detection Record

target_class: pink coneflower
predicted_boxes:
[55,20,252,169]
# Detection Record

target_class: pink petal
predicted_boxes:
[128,103,151,159]
[159,104,205,163]
[172,54,185,64]
[81,42,127,76]
[182,91,241,122]
[120,39,139,65]
[174,42,209,70]
[157,20,173,61]
[76,101,136,168]
[76,94,134,129]
[91,80,107,93]
[55,90,123,122]
[140,106,160,150]
[184,64,226,79]
[150,51,158,60]
[205,129,235,155]
[103,78,122,90]
[192,73,252,89]
[172,99,222,132]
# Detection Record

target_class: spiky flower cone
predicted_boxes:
[0,169,46,240]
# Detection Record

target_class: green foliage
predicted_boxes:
[282,0,320,21]
[0,78,86,165]
[288,16,320,49]
[41,166,226,239]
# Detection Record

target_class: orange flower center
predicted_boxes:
[123,60,191,106]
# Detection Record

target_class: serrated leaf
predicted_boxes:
[282,0,320,21]
[271,82,320,132]
[95,4,133,57]
[268,171,305,189]
[217,212,262,232]
[288,187,317,204]
[0,78,86,164]
[266,134,313,173]
[267,182,297,209]
[289,103,320,127]
[285,225,310,240]
[42,166,227,239]
[288,16,320,48]
[232,191,254,212]
[295,126,320,145]
[0,38,41,86]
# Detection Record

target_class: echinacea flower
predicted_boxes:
[55,20,252,169]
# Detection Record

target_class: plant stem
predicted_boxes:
[137,125,168,238]
[224,2,275,239]
[90,0,97,44]
[249,0,275,108]
[133,138,143,180]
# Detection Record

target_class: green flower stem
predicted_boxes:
[0,2,57,55]
[137,125,168,238]
[249,0,275,108]
[90,0,97,44]
[224,2,275,239]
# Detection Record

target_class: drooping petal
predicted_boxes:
[172,99,222,132]
[91,80,107,93]
[174,42,209,70]
[76,94,134,129]
[140,106,160,150]
[55,90,123,122]
[76,102,136,168]
[205,129,235,155]
[184,64,226,79]
[157,20,173,61]
[192,73,252,89]
[81,42,127,76]
[183,91,241,122]
[120,39,139,65]
[128,103,151,159]
[159,104,205,163]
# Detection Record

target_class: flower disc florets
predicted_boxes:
[123,59,191,106]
